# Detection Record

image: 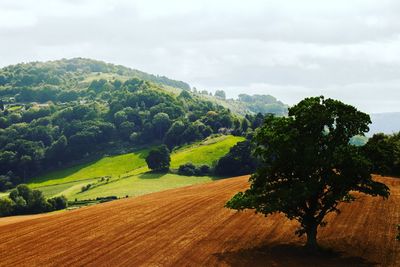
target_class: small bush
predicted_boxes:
[47,195,68,210]
[178,163,210,176]
[178,163,197,176]
[197,165,211,176]
[81,184,92,192]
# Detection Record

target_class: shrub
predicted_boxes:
[197,165,211,176]
[178,163,210,176]
[81,184,92,192]
[0,198,14,217]
[178,163,197,176]
[47,195,68,210]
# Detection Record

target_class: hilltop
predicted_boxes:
[0,58,287,115]
[0,57,191,91]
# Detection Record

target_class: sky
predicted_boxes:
[1,0,400,113]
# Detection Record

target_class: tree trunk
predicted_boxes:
[305,224,318,251]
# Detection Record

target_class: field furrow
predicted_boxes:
[0,175,399,266]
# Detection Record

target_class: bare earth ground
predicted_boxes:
[0,175,399,266]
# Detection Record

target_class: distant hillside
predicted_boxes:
[369,112,400,135]
[196,92,288,116]
[0,58,190,92]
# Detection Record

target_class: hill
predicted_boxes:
[0,58,190,91]
[0,58,253,191]
[0,175,398,266]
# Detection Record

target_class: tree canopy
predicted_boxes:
[145,145,171,172]
[363,132,400,176]
[226,96,390,250]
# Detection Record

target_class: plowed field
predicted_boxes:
[0,175,399,266]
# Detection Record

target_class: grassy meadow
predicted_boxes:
[25,135,244,201]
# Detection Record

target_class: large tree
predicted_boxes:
[226,96,390,250]
[145,145,171,172]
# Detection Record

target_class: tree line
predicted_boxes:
[0,184,67,217]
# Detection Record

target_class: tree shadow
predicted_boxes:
[213,244,377,267]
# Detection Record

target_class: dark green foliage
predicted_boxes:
[164,120,188,148]
[153,113,171,139]
[226,96,390,250]
[0,174,13,191]
[178,163,197,176]
[178,163,210,176]
[363,133,400,176]
[1,184,67,216]
[245,112,265,130]
[47,195,68,210]
[0,198,14,216]
[145,145,171,172]
[215,140,258,176]
[201,110,233,131]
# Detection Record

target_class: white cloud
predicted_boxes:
[0,0,400,112]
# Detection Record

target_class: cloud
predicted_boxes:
[0,0,399,112]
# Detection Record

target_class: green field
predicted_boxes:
[29,149,149,188]
[26,135,244,200]
[69,173,214,200]
[170,135,244,168]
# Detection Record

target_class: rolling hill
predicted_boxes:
[25,135,244,200]
[0,58,191,91]
[0,57,286,195]
[0,175,398,266]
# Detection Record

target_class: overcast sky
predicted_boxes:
[1,0,400,113]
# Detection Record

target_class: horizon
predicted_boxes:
[1,0,400,113]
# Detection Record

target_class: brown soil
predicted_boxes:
[0,175,399,266]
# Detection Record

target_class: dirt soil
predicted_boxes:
[0,175,399,266]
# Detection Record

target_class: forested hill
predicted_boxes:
[0,58,273,191]
[0,58,190,94]
[0,58,288,116]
